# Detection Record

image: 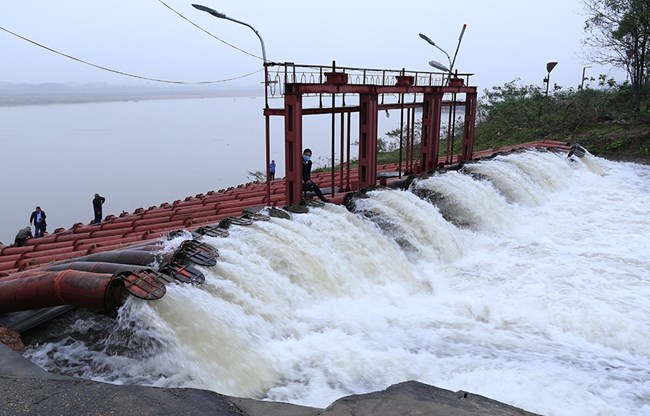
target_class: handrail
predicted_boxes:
[264,61,473,99]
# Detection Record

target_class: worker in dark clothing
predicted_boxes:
[92,193,106,224]
[14,226,33,247]
[302,148,328,202]
[29,206,46,238]
[269,160,276,181]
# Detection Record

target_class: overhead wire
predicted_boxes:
[158,0,263,61]
[0,19,262,84]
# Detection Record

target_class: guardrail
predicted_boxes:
[264,61,473,99]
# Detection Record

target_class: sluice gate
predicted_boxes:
[260,62,478,205]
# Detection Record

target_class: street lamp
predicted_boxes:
[419,25,467,83]
[544,61,558,96]
[419,33,452,74]
[420,26,467,165]
[581,65,591,89]
[192,4,267,63]
[192,4,274,203]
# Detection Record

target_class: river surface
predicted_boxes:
[22,150,650,416]
[1,94,381,244]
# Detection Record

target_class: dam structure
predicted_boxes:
[0,23,647,410]
[0,62,573,323]
[2,145,646,416]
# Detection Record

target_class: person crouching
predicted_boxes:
[14,226,33,247]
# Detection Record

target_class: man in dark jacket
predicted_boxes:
[29,206,46,238]
[92,193,106,224]
[302,148,328,202]
[14,226,33,247]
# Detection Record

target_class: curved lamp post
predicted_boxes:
[419,25,468,164]
[419,24,467,82]
[192,4,267,63]
[192,4,273,202]
[419,33,452,76]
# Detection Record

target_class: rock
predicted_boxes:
[0,327,25,352]
[319,381,540,416]
[0,344,538,416]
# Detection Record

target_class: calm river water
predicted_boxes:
[0,95,363,243]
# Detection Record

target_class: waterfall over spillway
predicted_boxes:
[25,150,650,416]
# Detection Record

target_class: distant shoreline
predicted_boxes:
[0,84,261,107]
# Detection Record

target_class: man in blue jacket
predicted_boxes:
[29,206,46,238]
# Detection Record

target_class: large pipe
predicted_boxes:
[73,249,171,266]
[0,270,126,316]
[54,232,91,243]
[47,261,141,274]
[17,249,88,271]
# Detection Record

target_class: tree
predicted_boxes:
[384,119,422,151]
[246,170,265,182]
[582,0,650,110]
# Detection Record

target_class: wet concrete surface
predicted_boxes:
[0,343,539,416]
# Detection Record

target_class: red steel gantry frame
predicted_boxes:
[262,62,477,206]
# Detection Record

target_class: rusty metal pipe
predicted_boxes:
[47,261,142,274]
[17,249,89,271]
[173,203,219,216]
[0,270,126,316]
[0,245,34,256]
[133,220,186,233]
[54,232,91,243]
[22,246,77,259]
[74,249,170,266]
[0,260,17,273]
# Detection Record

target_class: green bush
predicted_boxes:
[474,78,650,157]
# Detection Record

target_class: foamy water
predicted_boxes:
[25,150,650,415]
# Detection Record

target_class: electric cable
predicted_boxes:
[0,25,262,84]
[158,0,262,61]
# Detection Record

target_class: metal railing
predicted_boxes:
[264,62,473,99]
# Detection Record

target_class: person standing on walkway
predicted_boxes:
[92,193,106,224]
[269,160,276,181]
[14,226,33,247]
[29,206,46,238]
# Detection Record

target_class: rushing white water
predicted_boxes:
[25,150,650,415]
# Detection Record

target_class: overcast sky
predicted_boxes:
[1,0,621,92]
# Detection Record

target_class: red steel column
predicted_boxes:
[284,93,304,205]
[419,90,443,172]
[461,89,478,161]
[358,92,378,189]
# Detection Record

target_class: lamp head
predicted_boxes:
[428,60,450,73]
[546,61,558,73]
[192,4,226,18]
[418,33,436,46]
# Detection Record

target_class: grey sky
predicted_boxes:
[1,0,619,91]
